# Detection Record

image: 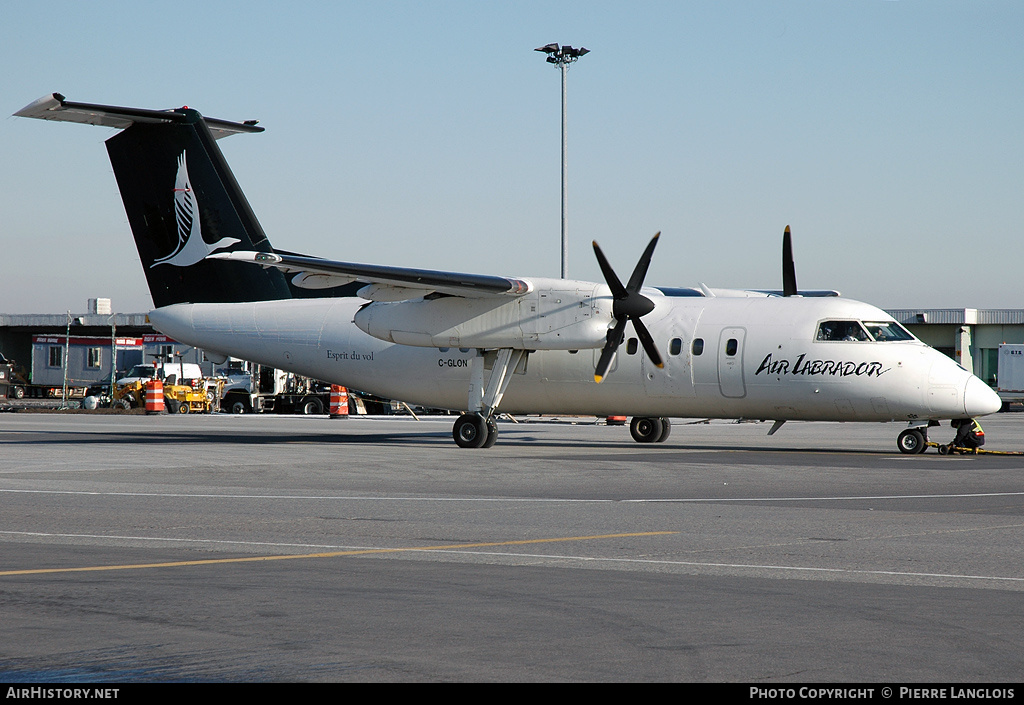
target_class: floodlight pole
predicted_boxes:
[536,43,589,279]
[560,61,568,280]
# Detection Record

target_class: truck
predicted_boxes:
[0,355,23,399]
[218,360,334,415]
[995,344,1024,411]
[0,352,88,400]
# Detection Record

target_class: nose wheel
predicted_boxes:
[897,428,928,454]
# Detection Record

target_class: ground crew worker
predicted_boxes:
[951,418,985,452]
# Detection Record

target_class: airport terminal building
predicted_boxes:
[889,308,1024,387]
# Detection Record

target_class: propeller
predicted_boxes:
[592,233,665,383]
[782,225,798,297]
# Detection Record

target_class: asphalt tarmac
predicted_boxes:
[1,412,1023,682]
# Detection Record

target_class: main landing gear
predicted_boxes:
[453,413,498,449]
[630,416,672,443]
[452,348,525,449]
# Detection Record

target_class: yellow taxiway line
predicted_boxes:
[0,531,678,577]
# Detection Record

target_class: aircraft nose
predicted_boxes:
[964,375,1002,417]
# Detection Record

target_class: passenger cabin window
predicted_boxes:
[669,338,682,356]
[626,338,638,355]
[692,338,704,356]
[816,321,870,342]
[725,338,738,356]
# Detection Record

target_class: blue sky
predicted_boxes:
[3,1,1021,314]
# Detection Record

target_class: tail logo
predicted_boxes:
[151,151,240,268]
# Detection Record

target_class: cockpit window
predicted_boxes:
[816,321,870,342]
[862,321,914,342]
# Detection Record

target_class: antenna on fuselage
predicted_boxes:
[782,225,798,297]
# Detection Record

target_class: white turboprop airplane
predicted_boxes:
[15,94,1002,451]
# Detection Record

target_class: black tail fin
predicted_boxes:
[16,94,297,307]
[106,108,297,307]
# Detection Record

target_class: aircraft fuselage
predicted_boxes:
[149,293,994,423]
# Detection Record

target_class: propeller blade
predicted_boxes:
[632,317,664,369]
[625,232,660,292]
[594,318,627,383]
[591,233,665,382]
[782,225,798,297]
[592,241,627,299]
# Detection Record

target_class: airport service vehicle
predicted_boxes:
[217,361,332,415]
[116,362,205,387]
[995,344,1024,410]
[2,370,85,400]
[163,378,219,414]
[0,356,26,399]
[14,93,1003,450]
[112,362,206,409]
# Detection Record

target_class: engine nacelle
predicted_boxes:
[353,279,612,350]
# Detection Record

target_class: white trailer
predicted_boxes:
[995,344,1024,410]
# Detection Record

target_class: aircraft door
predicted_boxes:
[717,327,746,398]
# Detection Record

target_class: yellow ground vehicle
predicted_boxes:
[164,378,225,414]
[111,379,146,410]
[111,373,224,413]
[163,381,211,414]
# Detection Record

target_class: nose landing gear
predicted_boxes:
[897,427,928,454]
[897,418,1011,455]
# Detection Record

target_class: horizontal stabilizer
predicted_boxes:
[208,251,533,300]
[14,93,263,140]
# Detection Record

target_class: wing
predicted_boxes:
[208,251,533,301]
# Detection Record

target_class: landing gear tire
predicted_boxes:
[656,417,672,443]
[453,413,489,449]
[482,419,499,448]
[630,416,665,443]
[897,429,926,454]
